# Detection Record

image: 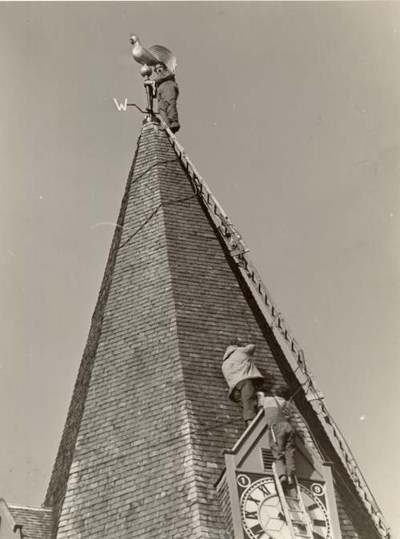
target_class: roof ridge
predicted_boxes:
[9,503,53,512]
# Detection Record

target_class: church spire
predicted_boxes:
[43,119,389,539]
[42,39,390,538]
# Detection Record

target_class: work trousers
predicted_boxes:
[268,420,296,479]
[231,379,259,422]
[158,99,180,133]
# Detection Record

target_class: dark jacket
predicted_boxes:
[154,68,179,102]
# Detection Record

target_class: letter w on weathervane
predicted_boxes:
[113,98,128,111]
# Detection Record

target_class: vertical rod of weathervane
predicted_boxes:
[144,76,154,113]
[140,65,156,123]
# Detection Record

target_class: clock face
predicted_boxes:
[238,474,331,539]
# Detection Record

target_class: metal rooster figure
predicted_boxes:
[130,35,180,133]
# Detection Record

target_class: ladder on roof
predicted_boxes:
[160,122,391,539]
[273,464,314,539]
[158,123,248,258]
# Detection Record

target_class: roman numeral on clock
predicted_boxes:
[257,483,271,496]
[250,523,264,538]
[247,495,261,505]
[245,510,258,519]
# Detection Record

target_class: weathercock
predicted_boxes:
[129,35,177,74]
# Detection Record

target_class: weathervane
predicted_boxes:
[128,35,180,133]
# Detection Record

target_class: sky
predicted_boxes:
[0,1,399,535]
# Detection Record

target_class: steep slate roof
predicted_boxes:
[8,505,53,539]
[44,121,383,539]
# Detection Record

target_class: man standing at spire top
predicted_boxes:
[153,63,180,133]
[143,63,180,132]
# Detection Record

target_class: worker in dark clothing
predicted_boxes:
[153,63,180,133]
[221,338,264,426]
[260,385,296,489]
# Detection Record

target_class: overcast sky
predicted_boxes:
[0,1,399,535]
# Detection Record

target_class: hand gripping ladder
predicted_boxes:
[272,463,313,539]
